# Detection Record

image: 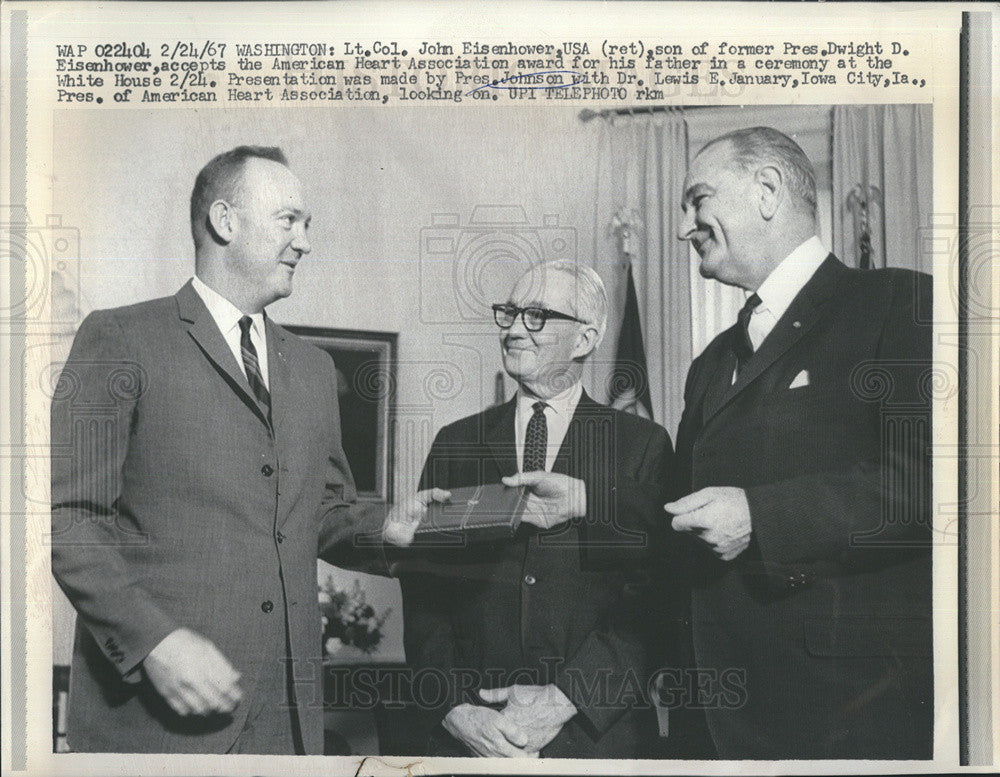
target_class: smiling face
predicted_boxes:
[677,141,765,290]
[499,268,593,398]
[227,157,312,309]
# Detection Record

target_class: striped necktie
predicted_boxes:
[238,316,270,410]
[522,401,548,472]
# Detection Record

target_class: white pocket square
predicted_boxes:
[788,370,810,389]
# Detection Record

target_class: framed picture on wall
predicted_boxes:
[283,326,397,503]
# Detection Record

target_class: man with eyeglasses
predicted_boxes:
[395,260,675,759]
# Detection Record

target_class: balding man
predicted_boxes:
[51,146,442,754]
[396,260,675,758]
[668,127,933,758]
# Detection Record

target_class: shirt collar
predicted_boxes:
[517,380,583,419]
[752,236,828,321]
[190,275,265,337]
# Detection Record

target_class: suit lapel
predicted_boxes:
[265,317,291,435]
[549,391,605,548]
[701,340,738,424]
[175,280,270,428]
[703,255,850,427]
[554,391,602,479]
[485,398,518,479]
[551,424,572,477]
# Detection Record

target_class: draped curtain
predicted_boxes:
[832,105,932,272]
[586,112,690,435]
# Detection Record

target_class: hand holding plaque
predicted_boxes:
[501,471,587,530]
[409,483,530,544]
[381,487,452,546]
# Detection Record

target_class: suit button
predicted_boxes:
[261,464,274,477]
[523,574,536,586]
[276,531,285,543]
[261,600,274,613]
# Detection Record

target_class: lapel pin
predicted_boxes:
[792,321,801,328]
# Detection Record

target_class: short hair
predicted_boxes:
[190,145,288,248]
[700,126,817,216]
[530,259,609,348]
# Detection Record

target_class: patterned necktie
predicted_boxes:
[238,316,270,409]
[522,401,548,472]
[734,293,762,374]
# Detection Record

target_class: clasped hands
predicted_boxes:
[443,683,577,757]
[381,472,587,546]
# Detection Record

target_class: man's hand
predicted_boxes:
[142,627,243,716]
[442,703,537,758]
[666,486,752,561]
[479,683,577,754]
[381,487,452,546]
[501,472,586,530]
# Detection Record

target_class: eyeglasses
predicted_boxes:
[492,303,586,332]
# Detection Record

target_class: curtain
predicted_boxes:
[832,105,932,272]
[586,112,690,435]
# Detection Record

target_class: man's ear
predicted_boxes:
[206,199,237,244]
[572,324,601,361]
[755,165,782,220]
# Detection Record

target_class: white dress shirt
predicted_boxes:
[514,381,583,473]
[746,235,829,351]
[190,275,270,389]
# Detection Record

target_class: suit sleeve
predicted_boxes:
[556,422,674,735]
[555,577,657,736]
[747,272,933,566]
[51,310,179,677]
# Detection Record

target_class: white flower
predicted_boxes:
[325,637,344,655]
[318,591,333,604]
[321,615,329,628]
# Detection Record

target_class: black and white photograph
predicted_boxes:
[45,100,937,760]
[2,3,997,776]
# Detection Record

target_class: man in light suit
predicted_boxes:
[668,127,933,758]
[396,261,676,758]
[50,146,442,754]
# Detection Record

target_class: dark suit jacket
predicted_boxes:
[672,256,933,759]
[51,280,381,754]
[397,391,674,758]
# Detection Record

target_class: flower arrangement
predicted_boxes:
[318,576,392,658]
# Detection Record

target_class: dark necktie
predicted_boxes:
[522,401,548,472]
[734,293,762,374]
[238,316,271,409]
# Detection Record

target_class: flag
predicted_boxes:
[608,262,653,420]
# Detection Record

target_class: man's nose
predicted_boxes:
[292,225,311,255]
[677,208,696,242]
